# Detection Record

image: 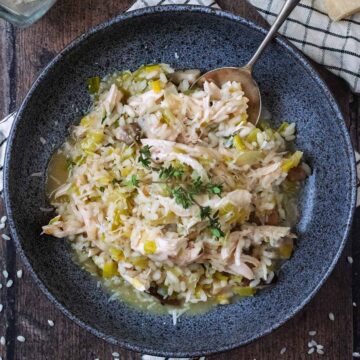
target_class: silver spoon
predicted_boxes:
[192,0,300,125]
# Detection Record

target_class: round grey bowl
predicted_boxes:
[3,5,357,357]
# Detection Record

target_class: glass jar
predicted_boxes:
[0,0,56,27]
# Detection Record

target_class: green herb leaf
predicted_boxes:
[210,226,224,239]
[128,175,139,188]
[159,165,184,180]
[101,114,107,124]
[208,210,224,238]
[140,145,151,158]
[138,145,152,168]
[188,176,204,196]
[200,206,211,220]
[171,186,192,209]
[99,186,105,192]
[207,183,223,197]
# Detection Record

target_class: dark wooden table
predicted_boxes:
[0,1,358,359]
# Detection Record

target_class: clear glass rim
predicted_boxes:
[0,0,56,27]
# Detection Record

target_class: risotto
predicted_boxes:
[43,63,308,312]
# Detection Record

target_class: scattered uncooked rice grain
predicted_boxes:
[328,312,335,321]
[30,172,43,177]
[112,353,119,357]
[0,336,5,345]
[308,340,317,347]
[308,330,317,336]
[0,304,3,312]
[1,234,10,241]
[174,52,179,59]
[348,256,354,264]
[317,348,324,355]
[354,302,357,307]
[16,270,22,279]
[280,347,286,355]
[40,137,47,145]
[0,216,7,224]
[2,270,8,279]
[6,280,13,288]
[308,348,315,354]
[47,319,55,327]
[16,335,25,343]
[40,207,54,213]
[0,224,5,230]
[353,352,360,358]
[317,344,324,350]
[0,284,2,289]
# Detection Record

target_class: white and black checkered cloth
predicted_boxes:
[128,0,219,10]
[249,0,360,94]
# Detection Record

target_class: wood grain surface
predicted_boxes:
[0,0,357,359]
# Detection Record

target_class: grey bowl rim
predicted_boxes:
[3,5,357,357]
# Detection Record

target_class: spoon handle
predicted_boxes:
[246,0,301,71]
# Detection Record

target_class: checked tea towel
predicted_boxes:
[248,0,360,93]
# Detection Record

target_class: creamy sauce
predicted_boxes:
[46,151,69,201]
[75,250,217,315]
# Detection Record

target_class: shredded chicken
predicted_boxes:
[43,64,307,308]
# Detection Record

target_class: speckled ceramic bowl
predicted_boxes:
[3,6,357,357]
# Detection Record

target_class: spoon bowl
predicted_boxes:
[194,66,261,125]
[192,0,301,126]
